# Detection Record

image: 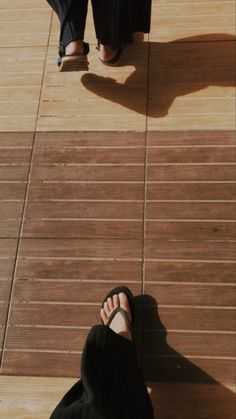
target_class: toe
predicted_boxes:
[103,301,110,317]
[100,308,107,324]
[113,294,119,308]
[118,292,131,320]
[107,297,113,311]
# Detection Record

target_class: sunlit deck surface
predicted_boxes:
[0,0,235,417]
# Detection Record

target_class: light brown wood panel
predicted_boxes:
[146,202,236,220]
[0,183,27,200]
[16,258,142,281]
[28,181,144,200]
[142,305,236,332]
[22,219,143,239]
[33,147,145,164]
[0,377,235,419]
[147,165,236,182]
[2,351,82,377]
[19,238,142,259]
[6,326,89,352]
[0,167,29,181]
[0,132,34,147]
[147,147,236,163]
[0,301,8,325]
[31,165,145,182]
[0,239,18,258]
[145,220,236,241]
[0,148,32,163]
[145,240,236,260]
[0,279,10,300]
[0,203,24,219]
[143,330,236,357]
[34,131,146,147]
[25,201,143,219]
[147,182,236,200]
[13,280,142,303]
[145,260,236,283]
[147,130,236,146]
[0,221,21,238]
[0,259,15,280]
[144,283,236,307]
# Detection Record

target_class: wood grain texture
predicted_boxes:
[0,376,235,419]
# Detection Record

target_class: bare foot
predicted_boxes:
[99,44,118,62]
[65,40,84,55]
[100,292,132,341]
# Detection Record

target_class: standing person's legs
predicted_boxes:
[91,0,152,64]
[47,0,90,71]
[47,0,88,51]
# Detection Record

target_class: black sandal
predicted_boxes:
[57,42,90,72]
[96,41,124,66]
[101,286,135,328]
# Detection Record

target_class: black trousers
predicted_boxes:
[50,325,154,419]
[47,0,152,49]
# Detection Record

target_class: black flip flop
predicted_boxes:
[57,42,90,72]
[96,42,124,66]
[101,286,135,328]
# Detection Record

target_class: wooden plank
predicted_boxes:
[0,239,18,258]
[142,305,236,332]
[145,260,236,283]
[19,238,142,259]
[145,240,236,260]
[0,221,21,238]
[31,165,145,182]
[0,377,235,419]
[26,201,143,218]
[0,167,29,181]
[16,259,142,281]
[143,356,236,384]
[0,132,34,147]
[147,131,236,146]
[146,202,236,220]
[2,351,82,377]
[150,382,236,419]
[34,131,146,147]
[147,165,236,182]
[144,283,236,307]
[28,181,144,200]
[147,146,236,163]
[0,183,27,200]
[13,280,142,303]
[0,259,15,280]
[33,147,145,164]
[147,183,236,200]
[22,219,143,239]
[145,220,236,241]
[143,330,236,357]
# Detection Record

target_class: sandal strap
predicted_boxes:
[105,307,131,329]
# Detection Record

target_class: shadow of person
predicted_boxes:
[81,33,236,118]
[133,294,235,419]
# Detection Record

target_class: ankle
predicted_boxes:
[66,40,84,55]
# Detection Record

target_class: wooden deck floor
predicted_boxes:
[0,0,236,418]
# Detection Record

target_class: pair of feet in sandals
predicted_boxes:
[58,39,121,71]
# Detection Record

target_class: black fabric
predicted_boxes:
[50,325,154,419]
[47,0,152,49]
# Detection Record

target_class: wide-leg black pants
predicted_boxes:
[47,0,152,49]
[50,325,154,419]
